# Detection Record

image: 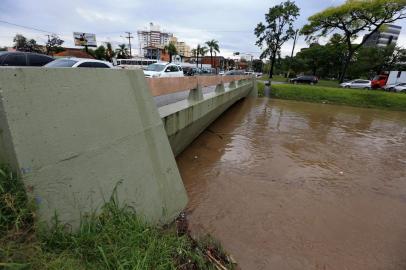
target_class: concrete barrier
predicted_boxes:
[158,78,257,156]
[0,68,187,227]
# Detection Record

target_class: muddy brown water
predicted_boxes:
[176,98,406,270]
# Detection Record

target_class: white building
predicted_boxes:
[363,24,402,47]
[137,23,173,57]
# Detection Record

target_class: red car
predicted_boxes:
[371,74,388,89]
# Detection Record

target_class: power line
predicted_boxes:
[0,19,57,34]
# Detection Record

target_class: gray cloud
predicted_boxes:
[1,0,405,58]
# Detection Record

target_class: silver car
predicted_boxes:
[393,83,406,93]
[340,79,371,89]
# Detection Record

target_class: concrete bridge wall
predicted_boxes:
[0,68,187,227]
[0,68,256,227]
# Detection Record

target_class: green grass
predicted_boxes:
[258,83,406,111]
[0,166,235,270]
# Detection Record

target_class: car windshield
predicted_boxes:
[45,59,78,67]
[146,64,165,72]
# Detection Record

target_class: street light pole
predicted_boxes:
[286,29,299,79]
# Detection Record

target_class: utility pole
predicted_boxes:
[125,32,134,58]
[286,29,299,79]
[45,34,51,55]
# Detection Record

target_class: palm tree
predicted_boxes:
[198,45,208,69]
[116,44,129,59]
[205,40,220,69]
[164,42,178,63]
[105,42,116,62]
[191,48,198,67]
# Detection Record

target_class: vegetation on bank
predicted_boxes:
[258,83,406,111]
[0,166,235,270]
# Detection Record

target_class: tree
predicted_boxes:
[191,48,197,67]
[105,42,116,62]
[301,0,406,83]
[116,44,129,59]
[205,40,220,69]
[252,59,264,73]
[45,35,64,55]
[198,45,208,68]
[255,0,300,80]
[94,45,106,60]
[164,42,178,63]
[13,34,28,51]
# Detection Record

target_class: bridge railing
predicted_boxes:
[146,75,252,97]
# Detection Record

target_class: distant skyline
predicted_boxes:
[1,0,406,59]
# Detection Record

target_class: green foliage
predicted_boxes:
[0,172,235,269]
[0,166,34,237]
[255,1,300,77]
[268,84,406,111]
[45,35,64,56]
[164,42,178,63]
[116,44,129,59]
[94,45,106,60]
[13,34,42,53]
[301,0,406,82]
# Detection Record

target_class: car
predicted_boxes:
[219,70,225,75]
[45,57,113,68]
[290,75,318,85]
[144,62,184,78]
[0,51,54,66]
[224,70,245,76]
[340,79,371,89]
[383,83,403,92]
[393,83,406,93]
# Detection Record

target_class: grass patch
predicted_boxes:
[0,166,236,270]
[258,83,406,111]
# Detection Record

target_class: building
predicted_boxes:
[169,37,191,57]
[137,23,173,57]
[54,48,94,59]
[363,24,402,47]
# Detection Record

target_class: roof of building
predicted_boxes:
[54,48,94,59]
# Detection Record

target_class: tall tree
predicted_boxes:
[205,39,220,69]
[164,42,178,63]
[301,0,406,83]
[198,45,208,68]
[255,0,300,80]
[13,34,28,51]
[105,42,116,61]
[45,35,64,55]
[116,44,129,59]
[191,48,198,68]
[94,45,106,60]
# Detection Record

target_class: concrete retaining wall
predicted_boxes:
[0,68,187,227]
[159,79,257,156]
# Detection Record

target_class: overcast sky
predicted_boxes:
[1,0,406,59]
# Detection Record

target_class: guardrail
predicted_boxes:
[146,75,252,97]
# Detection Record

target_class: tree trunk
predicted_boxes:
[339,51,353,83]
[210,52,213,69]
[269,51,277,79]
[196,54,199,68]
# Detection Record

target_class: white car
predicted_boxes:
[144,62,184,78]
[393,83,406,93]
[340,79,371,89]
[45,57,113,68]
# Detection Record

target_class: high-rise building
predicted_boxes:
[137,23,173,57]
[363,24,402,47]
[169,37,191,57]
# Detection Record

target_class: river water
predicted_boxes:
[176,98,406,270]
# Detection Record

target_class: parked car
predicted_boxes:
[0,51,54,66]
[45,58,113,68]
[289,75,318,85]
[383,83,403,92]
[340,79,371,89]
[144,62,184,78]
[224,70,245,76]
[393,83,406,92]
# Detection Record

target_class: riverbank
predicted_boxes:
[0,166,235,270]
[258,83,406,111]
